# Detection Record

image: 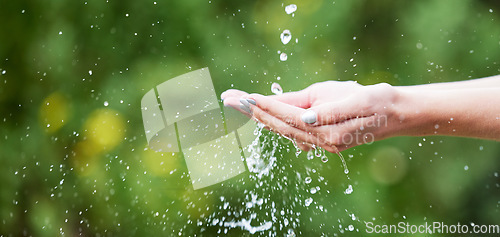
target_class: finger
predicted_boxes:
[221,89,251,114]
[243,94,313,131]
[249,103,339,153]
[318,115,380,152]
[303,96,374,126]
[221,89,248,102]
[223,96,254,116]
[268,90,312,108]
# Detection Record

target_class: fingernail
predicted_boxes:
[240,103,252,114]
[301,110,317,124]
[246,99,256,105]
[239,98,250,107]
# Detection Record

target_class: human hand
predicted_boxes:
[222,81,403,153]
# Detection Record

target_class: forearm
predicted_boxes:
[396,87,500,140]
[402,75,500,90]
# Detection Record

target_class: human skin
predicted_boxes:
[221,75,500,153]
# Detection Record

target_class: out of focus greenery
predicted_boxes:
[1,0,500,236]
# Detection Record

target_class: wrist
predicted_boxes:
[392,86,439,137]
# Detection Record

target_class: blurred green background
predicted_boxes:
[1,0,500,236]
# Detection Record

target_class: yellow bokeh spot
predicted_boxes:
[39,92,69,133]
[71,140,100,176]
[142,149,180,176]
[83,108,126,152]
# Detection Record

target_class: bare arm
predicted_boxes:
[397,87,500,140]
[222,76,500,152]
[401,75,500,90]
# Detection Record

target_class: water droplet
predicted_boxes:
[305,177,312,184]
[89,70,93,75]
[1,70,6,75]
[271,82,283,95]
[314,148,322,157]
[337,152,349,174]
[286,228,296,237]
[348,225,354,231]
[104,101,109,107]
[280,52,288,61]
[306,150,314,160]
[321,156,328,163]
[280,30,292,45]
[464,165,469,171]
[285,4,297,14]
[344,184,353,194]
[310,187,317,194]
[304,197,313,206]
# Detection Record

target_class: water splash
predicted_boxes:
[246,124,277,179]
[280,30,292,45]
[223,216,273,234]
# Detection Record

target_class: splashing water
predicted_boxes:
[201,5,357,232]
[246,123,277,179]
[280,29,292,45]
[285,4,297,15]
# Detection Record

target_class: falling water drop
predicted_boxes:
[285,4,297,14]
[280,30,292,45]
[271,82,283,95]
[304,197,313,206]
[344,184,353,195]
[280,52,288,61]
[306,150,314,160]
[337,152,349,174]
[314,148,322,157]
